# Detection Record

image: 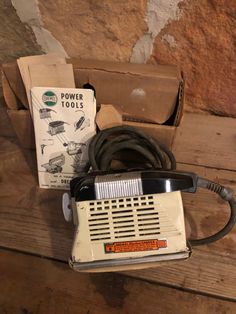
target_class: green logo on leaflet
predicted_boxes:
[42,91,57,107]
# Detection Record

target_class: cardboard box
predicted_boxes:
[2,59,184,150]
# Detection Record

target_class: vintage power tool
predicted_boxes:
[75,110,90,131]
[40,139,54,155]
[42,154,65,174]
[39,108,56,119]
[40,144,47,155]
[63,126,236,272]
[48,121,69,136]
[63,141,86,156]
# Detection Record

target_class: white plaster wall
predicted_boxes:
[11,0,68,57]
[130,0,183,63]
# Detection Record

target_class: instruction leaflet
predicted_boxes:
[31,87,96,190]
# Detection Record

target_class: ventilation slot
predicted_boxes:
[139,226,160,231]
[113,219,133,225]
[88,217,108,223]
[139,232,160,236]
[90,231,110,236]
[136,207,155,212]
[91,237,110,241]
[90,212,108,217]
[89,222,109,227]
[138,221,159,226]
[90,227,110,232]
[138,217,159,222]
[115,234,135,239]
[114,224,134,229]
[114,229,135,234]
[112,210,133,215]
[112,214,133,220]
[137,212,159,217]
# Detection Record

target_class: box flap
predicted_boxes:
[29,63,75,89]
[2,62,29,108]
[71,59,182,124]
[7,109,35,149]
[2,70,18,110]
[17,53,67,112]
[70,58,181,78]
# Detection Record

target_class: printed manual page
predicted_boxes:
[31,87,96,190]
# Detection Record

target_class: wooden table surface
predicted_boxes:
[0,109,236,301]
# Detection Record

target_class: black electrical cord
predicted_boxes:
[190,177,236,246]
[88,125,176,171]
[88,125,236,246]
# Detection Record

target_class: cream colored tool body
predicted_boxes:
[65,171,194,272]
[71,192,189,270]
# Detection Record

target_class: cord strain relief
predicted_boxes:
[206,182,223,194]
[205,181,234,201]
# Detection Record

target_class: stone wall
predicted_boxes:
[0,0,42,63]
[150,0,236,117]
[2,0,235,117]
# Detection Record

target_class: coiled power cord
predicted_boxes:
[88,125,236,246]
[89,125,176,171]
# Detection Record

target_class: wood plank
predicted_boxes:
[123,250,236,300]
[173,113,236,170]
[1,249,236,314]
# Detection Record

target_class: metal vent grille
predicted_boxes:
[87,195,178,242]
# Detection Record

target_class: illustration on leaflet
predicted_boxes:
[41,154,65,174]
[39,108,57,119]
[63,141,86,156]
[48,121,69,135]
[71,154,88,173]
[40,139,54,155]
[74,110,90,131]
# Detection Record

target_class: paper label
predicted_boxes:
[104,239,167,254]
[31,87,96,190]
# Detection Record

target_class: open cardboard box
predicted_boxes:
[2,59,184,150]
